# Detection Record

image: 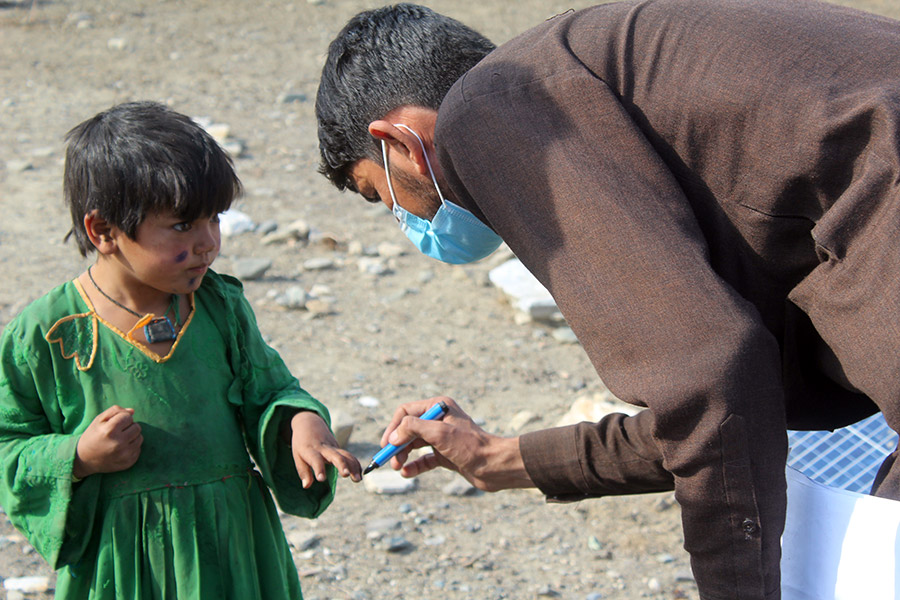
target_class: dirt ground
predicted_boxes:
[1,1,898,599]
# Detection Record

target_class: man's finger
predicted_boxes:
[379,399,438,446]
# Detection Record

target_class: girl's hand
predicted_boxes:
[288,411,361,487]
[74,405,143,479]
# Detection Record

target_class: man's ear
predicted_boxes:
[83,210,118,255]
[368,119,431,176]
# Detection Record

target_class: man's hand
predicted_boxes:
[74,405,143,479]
[289,411,361,487]
[379,396,534,491]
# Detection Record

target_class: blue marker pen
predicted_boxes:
[363,401,448,475]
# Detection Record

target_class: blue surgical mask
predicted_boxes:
[383,124,502,264]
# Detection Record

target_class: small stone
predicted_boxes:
[647,578,662,592]
[204,123,231,143]
[6,159,33,173]
[309,284,333,298]
[508,410,539,432]
[552,326,579,344]
[107,37,128,50]
[219,209,255,236]
[358,257,390,276]
[442,477,479,497]
[586,594,604,600]
[232,257,272,281]
[357,395,380,408]
[376,241,406,258]
[3,576,50,592]
[261,219,310,245]
[276,286,308,310]
[329,410,354,448]
[363,469,417,495]
[674,570,695,582]
[305,299,334,316]
[536,586,561,597]
[424,535,446,546]
[655,553,675,564]
[365,517,401,537]
[257,220,278,235]
[278,92,308,104]
[418,269,435,284]
[303,257,335,271]
[287,530,321,551]
[384,536,412,553]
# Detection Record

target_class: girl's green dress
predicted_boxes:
[0,270,336,599]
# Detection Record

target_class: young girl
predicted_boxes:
[0,101,361,599]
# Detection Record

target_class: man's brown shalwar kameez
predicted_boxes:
[434,1,900,598]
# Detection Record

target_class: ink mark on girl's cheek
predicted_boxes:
[175,251,188,263]
[189,278,196,286]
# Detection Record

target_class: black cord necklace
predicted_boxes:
[87,266,180,343]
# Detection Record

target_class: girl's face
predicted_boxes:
[112,210,221,295]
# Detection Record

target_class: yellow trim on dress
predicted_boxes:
[46,278,197,366]
[45,310,98,372]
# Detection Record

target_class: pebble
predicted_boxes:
[232,257,272,280]
[3,576,50,592]
[107,37,128,50]
[261,219,310,245]
[552,326,579,344]
[6,160,33,173]
[357,395,380,408]
[376,241,406,258]
[303,257,335,271]
[365,517,401,538]
[507,410,539,432]
[277,92,308,104]
[358,257,390,276]
[329,409,354,448]
[363,469,417,495]
[286,530,321,551]
[384,536,413,553]
[586,594,604,600]
[275,286,308,310]
[304,298,334,316]
[442,477,480,497]
[219,209,255,236]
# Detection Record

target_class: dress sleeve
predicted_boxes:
[438,71,786,598]
[218,277,336,518]
[0,318,102,568]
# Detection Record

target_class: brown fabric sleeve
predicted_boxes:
[520,409,673,500]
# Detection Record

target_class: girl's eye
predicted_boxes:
[363,194,381,204]
[173,222,192,232]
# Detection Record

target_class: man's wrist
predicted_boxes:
[481,435,533,491]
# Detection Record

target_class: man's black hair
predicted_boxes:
[63,101,242,256]
[315,3,495,192]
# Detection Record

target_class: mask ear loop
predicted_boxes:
[381,139,401,215]
[394,124,446,203]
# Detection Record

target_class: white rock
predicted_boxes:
[4,576,50,592]
[204,123,230,143]
[286,530,321,551]
[329,410,354,448]
[555,392,639,428]
[376,241,406,258]
[107,37,128,50]
[508,410,540,432]
[358,257,390,276]
[363,468,417,495]
[358,395,380,408]
[303,257,335,271]
[219,209,255,236]
[276,286,308,309]
[488,258,564,323]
